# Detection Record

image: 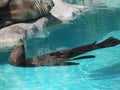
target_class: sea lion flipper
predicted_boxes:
[71,55,95,60]
[97,37,120,48]
[55,62,79,66]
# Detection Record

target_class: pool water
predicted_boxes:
[0,7,120,90]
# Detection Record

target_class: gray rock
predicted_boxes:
[0,17,48,51]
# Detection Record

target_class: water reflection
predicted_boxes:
[0,52,10,65]
[89,62,120,80]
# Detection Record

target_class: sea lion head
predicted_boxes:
[43,0,54,11]
[31,0,54,16]
[9,0,55,21]
[9,39,26,66]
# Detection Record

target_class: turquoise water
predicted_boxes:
[67,0,120,8]
[0,7,120,90]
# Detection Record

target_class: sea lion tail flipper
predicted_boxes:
[96,37,120,48]
[57,37,120,60]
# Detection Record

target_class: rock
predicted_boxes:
[51,0,88,21]
[0,34,21,51]
[0,17,48,51]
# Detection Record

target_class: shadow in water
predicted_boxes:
[89,62,120,80]
[0,52,11,65]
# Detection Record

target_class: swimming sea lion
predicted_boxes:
[0,0,54,28]
[9,37,120,67]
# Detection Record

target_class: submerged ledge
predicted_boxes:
[0,0,88,52]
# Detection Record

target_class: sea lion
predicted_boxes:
[9,37,120,67]
[0,0,54,28]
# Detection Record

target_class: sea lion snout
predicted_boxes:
[43,0,55,10]
[44,3,53,11]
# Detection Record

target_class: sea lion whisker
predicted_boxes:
[36,1,43,14]
[39,1,47,15]
[35,1,42,14]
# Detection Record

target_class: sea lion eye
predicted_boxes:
[44,3,51,10]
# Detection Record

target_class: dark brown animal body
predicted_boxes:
[9,37,120,67]
[0,0,54,28]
